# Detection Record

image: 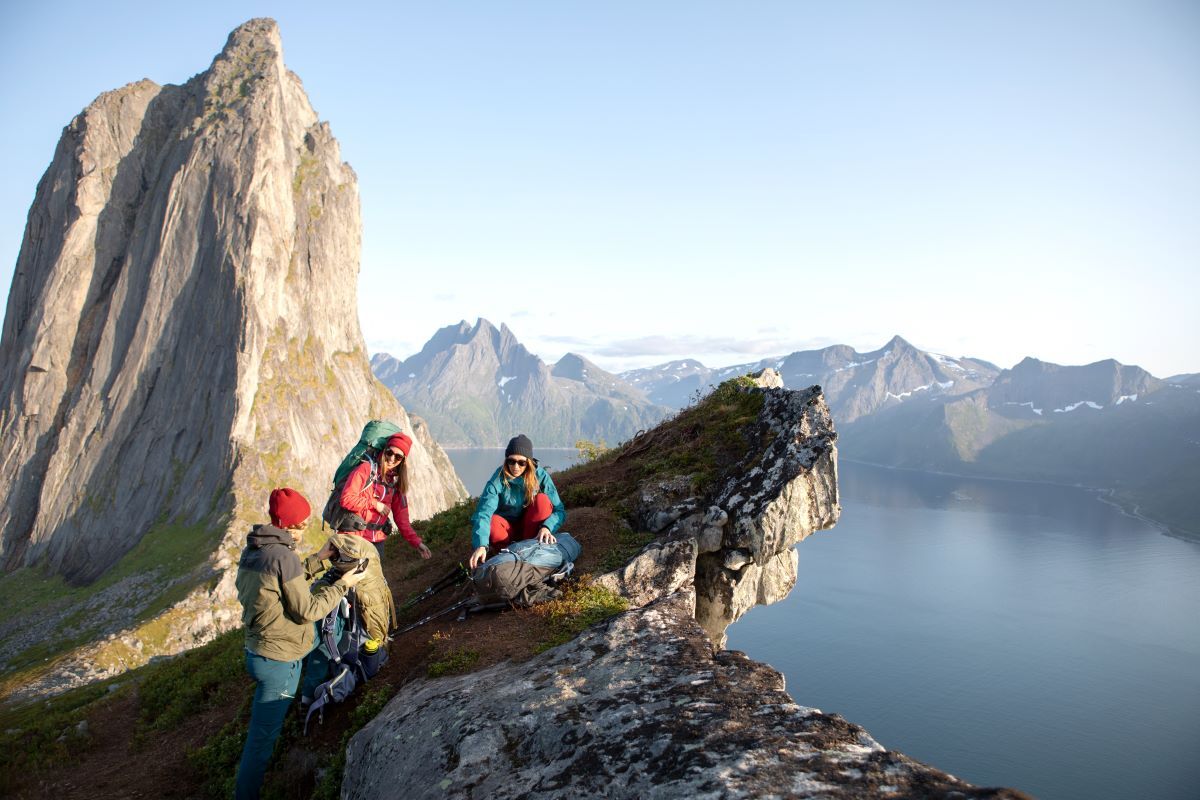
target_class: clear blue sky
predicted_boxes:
[2,1,1197,376]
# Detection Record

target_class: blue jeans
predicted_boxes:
[235,652,301,800]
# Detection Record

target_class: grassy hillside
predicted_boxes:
[0,378,766,799]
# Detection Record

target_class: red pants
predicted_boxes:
[489,494,553,549]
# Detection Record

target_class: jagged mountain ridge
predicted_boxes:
[0,19,465,697]
[987,357,1161,416]
[371,318,672,447]
[623,335,999,422]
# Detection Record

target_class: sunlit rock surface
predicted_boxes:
[0,19,464,697]
[345,592,1026,799]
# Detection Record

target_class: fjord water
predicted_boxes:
[727,461,1200,800]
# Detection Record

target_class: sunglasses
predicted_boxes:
[382,449,404,461]
[505,457,529,468]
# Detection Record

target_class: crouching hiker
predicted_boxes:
[234,488,368,800]
[299,533,397,716]
[468,434,566,569]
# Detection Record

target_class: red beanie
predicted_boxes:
[385,433,413,457]
[269,487,311,529]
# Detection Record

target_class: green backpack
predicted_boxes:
[321,420,402,530]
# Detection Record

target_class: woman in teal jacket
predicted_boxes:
[468,434,566,569]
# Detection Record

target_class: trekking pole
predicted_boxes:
[397,563,470,613]
[392,597,475,637]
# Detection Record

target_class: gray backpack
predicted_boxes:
[471,533,581,607]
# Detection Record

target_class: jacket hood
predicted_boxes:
[328,532,378,563]
[247,524,297,550]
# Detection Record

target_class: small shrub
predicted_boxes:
[532,578,628,652]
[427,647,479,678]
[575,439,610,463]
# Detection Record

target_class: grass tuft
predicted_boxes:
[531,578,628,652]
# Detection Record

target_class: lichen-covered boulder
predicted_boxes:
[595,384,839,646]
[343,591,1027,799]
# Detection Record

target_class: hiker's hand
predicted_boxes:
[469,546,488,569]
[315,540,335,561]
[340,567,368,588]
[417,542,432,560]
[538,527,557,545]
[374,500,389,516]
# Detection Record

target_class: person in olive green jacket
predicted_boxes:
[234,488,367,800]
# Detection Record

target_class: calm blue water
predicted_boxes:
[727,461,1200,800]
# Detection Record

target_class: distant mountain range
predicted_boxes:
[373,322,1200,537]
[371,319,671,448]
[623,335,1000,423]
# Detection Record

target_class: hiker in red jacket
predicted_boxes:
[337,432,432,560]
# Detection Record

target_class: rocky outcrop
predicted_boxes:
[345,591,1025,799]
[597,379,839,646]
[0,19,465,696]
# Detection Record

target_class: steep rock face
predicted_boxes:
[0,19,465,694]
[345,592,1026,799]
[372,318,671,446]
[596,376,839,646]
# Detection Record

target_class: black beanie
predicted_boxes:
[505,434,534,460]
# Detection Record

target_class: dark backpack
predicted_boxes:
[321,420,402,531]
[471,533,582,607]
[304,588,388,734]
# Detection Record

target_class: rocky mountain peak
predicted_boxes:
[551,352,593,380]
[0,20,465,696]
[373,322,670,446]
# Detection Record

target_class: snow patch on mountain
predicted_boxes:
[1053,401,1104,413]
[886,384,932,401]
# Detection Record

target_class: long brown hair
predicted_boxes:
[380,457,408,495]
[502,459,539,507]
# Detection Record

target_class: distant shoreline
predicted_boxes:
[839,457,1200,544]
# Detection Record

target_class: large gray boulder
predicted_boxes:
[344,591,1025,799]
[0,19,465,696]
